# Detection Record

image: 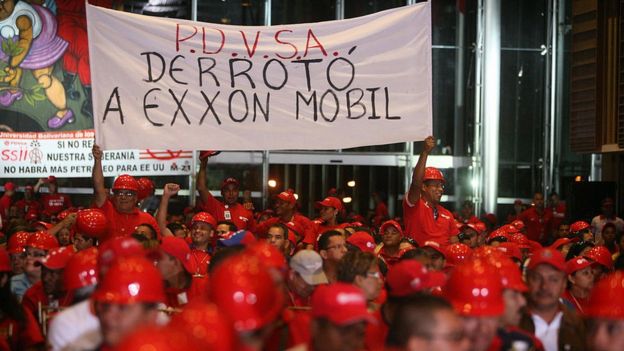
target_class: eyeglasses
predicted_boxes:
[365,271,382,279]
[113,190,137,197]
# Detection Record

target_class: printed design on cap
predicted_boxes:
[336,292,365,305]
[366,242,375,248]
[410,278,422,289]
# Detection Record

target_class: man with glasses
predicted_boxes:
[318,230,348,283]
[10,231,59,301]
[403,136,459,246]
[91,144,160,242]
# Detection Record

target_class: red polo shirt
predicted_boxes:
[403,197,459,246]
[518,207,552,243]
[97,199,161,241]
[40,193,72,215]
[22,282,72,323]
[200,195,255,231]
[14,199,41,216]
[0,307,44,350]
[164,276,210,309]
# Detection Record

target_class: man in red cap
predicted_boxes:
[35,176,73,217]
[197,154,255,231]
[209,252,285,350]
[10,231,59,301]
[403,136,459,245]
[519,248,586,351]
[22,246,75,325]
[92,256,165,349]
[374,220,414,267]
[256,190,317,248]
[443,258,504,351]
[47,248,100,351]
[518,191,553,244]
[0,181,15,228]
[155,236,209,308]
[313,196,347,237]
[373,259,447,350]
[584,271,624,351]
[91,144,160,241]
[302,283,375,351]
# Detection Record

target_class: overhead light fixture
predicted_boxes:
[347,180,356,187]
[268,179,277,188]
[343,197,352,203]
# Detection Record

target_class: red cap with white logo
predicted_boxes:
[311,283,375,326]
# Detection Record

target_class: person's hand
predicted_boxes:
[163,183,180,197]
[63,213,77,226]
[423,136,435,154]
[92,144,103,161]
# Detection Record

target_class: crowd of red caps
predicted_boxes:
[0,137,623,351]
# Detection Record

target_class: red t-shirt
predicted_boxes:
[403,197,459,246]
[14,199,41,215]
[164,276,210,309]
[200,195,255,231]
[365,309,389,351]
[518,207,553,243]
[373,202,389,227]
[545,203,566,233]
[40,193,72,215]
[97,199,161,241]
[0,307,44,350]
[22,281,72,327]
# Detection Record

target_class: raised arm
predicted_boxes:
[407,136,435,204]
[91,144,107,207]
[33,178,45,194]
[157,183,180,237]
[196,156,213,205]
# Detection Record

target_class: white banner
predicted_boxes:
[87,3,432,151]
[0,130,193,178]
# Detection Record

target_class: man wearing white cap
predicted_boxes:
[287,250,328,307]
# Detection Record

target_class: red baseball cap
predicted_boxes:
[315,196,343,211]
[526,248,565,272]
[159,236,195,273]
[3,182,15,191]
[566,257,593,275]
[38,246,75,270]
[276,191,296,205]
[346,231,376,253]
[311,283,375,326]
[423,241,446,258]
[48,176,57,184]
[97,237,144,270]
[386,260,446,297]
[221,177,240,190]
[496,242,522,262]
[379,220,403,237]
[549,237,574,250]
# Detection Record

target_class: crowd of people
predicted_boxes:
[0,136,623,351]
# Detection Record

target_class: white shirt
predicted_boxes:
[532,311,563,351]
[47,300,101,351]
[591,215,624,242]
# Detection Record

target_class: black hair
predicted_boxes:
[317,230,343,251]
[0,272,25,326]
[386,294,454,347]
[216,220,238,232]
[565,241,595,261]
